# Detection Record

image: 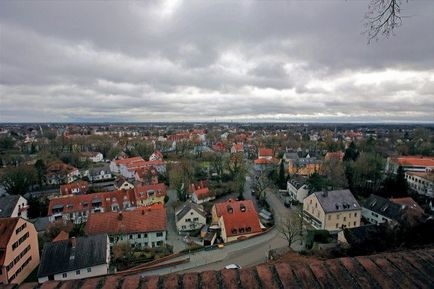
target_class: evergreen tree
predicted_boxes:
[343,141,359,162]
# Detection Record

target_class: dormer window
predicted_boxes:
[231,228,237,234]
[227,205,233,214]
[240,204,246,212]
[246,227,251,232]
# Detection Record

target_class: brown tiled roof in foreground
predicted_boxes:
[3,248,434,289]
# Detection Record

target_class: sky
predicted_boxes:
[0,0,433,123]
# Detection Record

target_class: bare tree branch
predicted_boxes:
[364,0,404,43]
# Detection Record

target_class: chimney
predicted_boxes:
[322,189,328,198]
[70,237,76,248]
[118,212,123,220]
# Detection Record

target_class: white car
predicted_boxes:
[224,264,242,270]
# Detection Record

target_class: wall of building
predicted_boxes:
[323,210,361,231]
[176,210,206,232]
[362,208,392,225]
[0,219,40,285]
[38,263,109,283]
[109,231,166,249]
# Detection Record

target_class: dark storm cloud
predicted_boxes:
[0,0,433,122]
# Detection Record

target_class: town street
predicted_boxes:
[142,187,301,276]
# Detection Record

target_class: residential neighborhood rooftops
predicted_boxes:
[38,234,108,278]
[363,195,403,221]
[314,189,360,213]
[258,148,273,157]
[85,207,166,235]
[0,217,19,250]
[16,248,434,289]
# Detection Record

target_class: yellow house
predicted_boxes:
[303,189,361,232]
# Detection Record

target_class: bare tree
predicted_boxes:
[365,0,404,43]
[276,210,303,248]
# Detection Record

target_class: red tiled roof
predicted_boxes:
[255,158,275,165]
[193,188,211,200]
[85,207,166,235]
[259,148,273,157]
[47,189,136,216]
[232,143,244,152]
[114,156,145,165]
[390,197,424,215]
[60,180,89,195]
[215,199,261,237]
[392,156,434,167]
[134,183,167,201]
[52,231,69,242]
[324,151,344,161]
[12,248,434,288]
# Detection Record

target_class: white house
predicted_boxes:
[88,165,112,182]
[85,208,167,249]
[175,202,207,232]
[37,235,110,283]
[362,195,402,225]
[0,195,29,219]
[287,179,310,203]
[191,188,215,204]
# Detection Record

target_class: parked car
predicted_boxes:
[225,264,241,269]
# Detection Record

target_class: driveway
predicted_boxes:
[165,188,186,253]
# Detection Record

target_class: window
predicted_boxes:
[315,203,317,208]
[343,217,346,222]
[354,221,356,226]
[76,270,80,275]
[337,215,340,220]
[156,232,163,237]
[193,217,199,222]
[354,212,357,217]
[186,218,191,222]
[310,199,312,204]
[144,233,148,238]
[182,225,186,229]
[129,235,133,239]
[328,215,331,221]
[62,273,67,278]
[87,268,92,273]
[336,223,339,228]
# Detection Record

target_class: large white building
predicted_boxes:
[405,172,433,198]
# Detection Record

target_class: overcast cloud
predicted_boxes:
[0,0,433,122]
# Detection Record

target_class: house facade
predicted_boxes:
[287,179,310,203]
[0,217,40,285]
[191,187,215,204]
[0,195,29,220]
[212,199,262,243]
[175,202,206,232]
[47,189,136,224]
[303,190,361,232]
[362,195,403,225]
[85,208,167,249]
[134,183,167,207]
[37,235,110,283]
[405,171,433,198]
[60,181,88,196]
[88,165,112,182]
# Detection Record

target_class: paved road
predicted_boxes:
[165,188,186,253]
[141,188,302,276]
